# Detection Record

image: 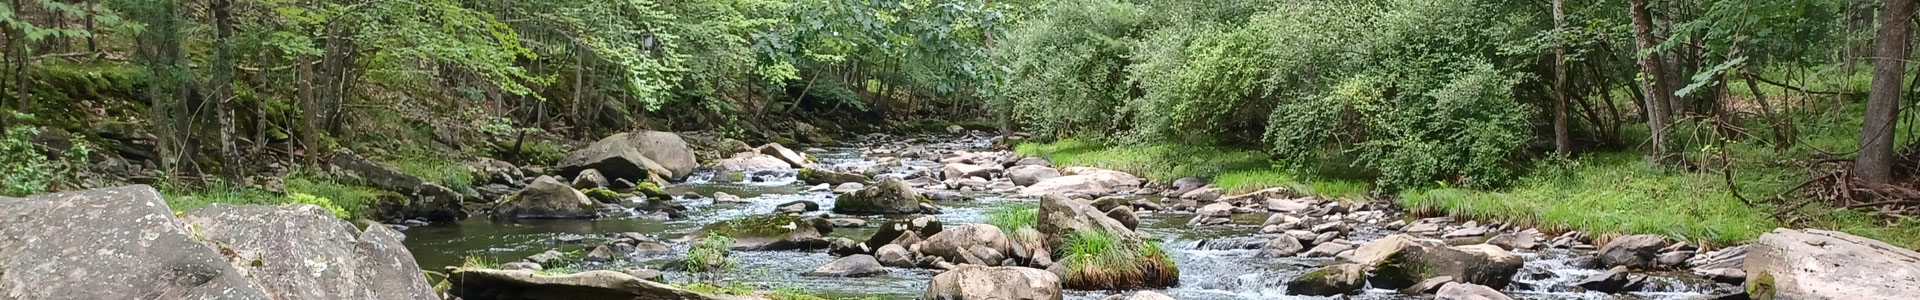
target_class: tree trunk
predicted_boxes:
[212,0,239,179]
[1552,0,1571,154]
[299,57,320,164]
[1856,0,1912,185]
[1630,0,1673,161]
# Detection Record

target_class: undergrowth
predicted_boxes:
[1014,138,1370,198]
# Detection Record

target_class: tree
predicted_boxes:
[1857,0,1912,185]
[1553,0,1571,154]
[1629,0,1673,161]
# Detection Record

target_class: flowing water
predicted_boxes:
[401,134,1740,299]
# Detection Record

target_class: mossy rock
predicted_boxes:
[692,214,831,251]
[832,178,924,215]
[1747,271,1776,300]
[633,182,668,198]
[581,188,627,204]
[798,168,869,186]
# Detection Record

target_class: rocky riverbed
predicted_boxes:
[4,129,1918,300]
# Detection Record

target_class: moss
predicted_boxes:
[1747,271,1776,300]
[703,214,808,238]
[633,182,668,198]
[581,187,627,203]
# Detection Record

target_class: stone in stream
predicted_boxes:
[1285,263,1368,296]
[1256,236,1305,258]
[494,176,601,220]
[558,131,690,182]
[922,265,1064,300]
[775,200,819,214]
[942,163,1001,181]
[1014,157,1052,167]
[0,186,274,300]
[1019,168,1144,200]
[1574,266,1642,293]
[711,152,793,171]
[1599,234,1670,270]
[525,249,568,265]
[1187,202,1236,226]
[710,192,747,204]
[800,168,871,185]
[834,182,867,193]
[688,214,831,251]
[829,237,871,256]
[756,143,810,168]
[181,203,442,300]
[1180,187,1222,201]
[1401,276,1457,295]
[925,190,967,201]
[876,244,917,267]
[572,168,609,189]
[1485,230,1541,250]
[833,178,932,215]
[1304,241,1353,258]
[1035,195,1177,290]
[1007,165,1062,186]
[918,224,1015,266]
[1164,177,1207,197]
[1742,228,1920,299]
[450,268,757,300]
[806,255,888,277]
[1433,282,1514,300]
[501,262,543,271]
[1349,234,1524,290]
[825,218,867,228]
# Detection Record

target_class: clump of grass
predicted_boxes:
[285,174,391,219]
[1055,230,1178,290]
[685,234,738,282]
[285,193,350,219]
[1015,139,1370,198]
[985,204,1041,243]
[676,282,752,295]
[160,180,280,212]
[391,156,477,195]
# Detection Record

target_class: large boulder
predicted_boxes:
[1035,195,1176,290]
[688,214,831,251]
[449,268,757,300]
[757,143,810,168]
[494,176,600,220]
[0,186,272,300]
[833,178,929,215]
[1743,228,1920,300]
[1349,235,1524,290]
[806,255,887,277]
[922,265,1064,300]
[1036,195,1139,248]
[799,168,870,185]
[1019,168,1144,199]
[559,131,692,182]
[183,204,441,300]
[711,152,793,171]
[1007,165,1062,186]
[918,224,1014,265]
[1285,263,1367,296]
[1599,234,1669,270]
[330,152,465,221]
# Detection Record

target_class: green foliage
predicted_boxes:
[0,126,91,197]
[284,175,391,220]
[581,188,626,203]
[685,234,739,275]
[392,156,478,195]
[1014,139,1369,198]
[285,193,350,219]
[985,204,1040,243]
[994,0,1142,138]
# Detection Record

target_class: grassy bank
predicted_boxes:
[1016,136,1920,248]
[1012,139,1369,198]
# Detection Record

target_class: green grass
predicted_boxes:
[1015,138,1370,198]
[160,173,397,220]
[391,156,477,195]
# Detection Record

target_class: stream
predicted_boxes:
[401,134,1740,299]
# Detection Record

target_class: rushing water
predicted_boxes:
[400,134,1739,299]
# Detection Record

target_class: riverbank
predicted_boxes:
[1015,140,1920,249]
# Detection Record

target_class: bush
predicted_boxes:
[286,193,351,219]
[995,0,1144,138]
[1,125,90,197]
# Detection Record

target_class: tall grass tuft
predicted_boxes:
[1055,230,1179,290]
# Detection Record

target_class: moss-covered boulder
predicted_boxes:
[799,168,870,186]
[493,176,600,220]
[1286,263,1367,296]
[1349,234,1523,290]
[688,214,832,251]
[833,178,928,215]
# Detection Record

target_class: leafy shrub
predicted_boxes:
[286,193,351,219]
[995,0,1145,138]
[1,126,91,197]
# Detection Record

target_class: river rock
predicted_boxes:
[1285,263,1367,296]
[1350,234,1523,290]
[806,255,887,277]
[1742,228,1920,299]
[1180,187,1222,201]
[1257,236,1306,258]
[0,186,275,300]
[1014,157,1051,166]
[825,218,867,228]
[330,152,465,221]
[1574,266,1640,293]
[801,168,871,185]
[1107,206,1140,231]
[1037,195,1139,248]
[776,200,820,214]
[942,163,1000,180]
[1036,195,1176,290]
[1019,168,1144,199]
[1599,234,1669,270]
[449,268,755,300]
[919,224,1014,265]
[689,214,830,251]
[834,178,930,215]
[711,153,792,171]
[877,244,916,267]
[1434,282,1513,300]
[572,168,609,189]
[559,131,688,182]
[1485,230,1540,250]
[835,182,866,193]
[1305,241,1353,258]
[829,237,871,256]
[494,176,600,220]
[180,203,441,300]
[922,265,1064,300]
[1007,165,1061,186]
[757,143,810,168]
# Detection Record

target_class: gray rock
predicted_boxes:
[829,237,871,256]
[585,245,616,262]
[1285,263,1366,296]
[1007,165,1062,186]
[776,200,820,214]
[710,192,747,204]
[494,176,600,220]
[757,143,810,168]
[449,268,755,300]
[919,224,1013,265]
[689,215,830,251]
[1304,241,1353,258]
[1434,282,1513,300]
[826,218,868,228]
[1574,266,1637,293]
[331,152,465,221]
[0,186,274,300]
[558,131,686,182]
[1180,187,1222,201]
[1599,234,1669,269]
[572,169,609,189]
[1742,228,1920,299]
[806,255,887,277]
[525,250,567,265]
[1350,235,1523,290]
[800,168,871,185]
[1257,236,1305,258]
[1018,168,1143,200]
[1106,206,1140,231]
[925,190,967,201]
[833,178,928,215]
[1014,157,1051,166]
[1401,276,1456,295]
[501,262,543,271]
[922,265,1063,300]
[1485,230,1540,250]
[711,152,793,171]
[942,163,1001,181]
[876,244,916,267]
[1037,195,1139,248]
[183,203,440,300]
